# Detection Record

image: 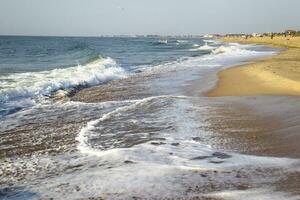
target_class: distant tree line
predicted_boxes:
[224,30,300,38]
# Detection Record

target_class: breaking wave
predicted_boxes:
[0,57,126,103]
[191,43,217,51]
[0,57,127,116]
[212,45,257,55]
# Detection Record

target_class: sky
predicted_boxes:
[0,0,300,36]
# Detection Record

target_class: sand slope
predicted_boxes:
[208,36,300,97]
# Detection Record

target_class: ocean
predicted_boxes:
[2,36,299,200]
[0,36,211,116]
[0,36,274,117]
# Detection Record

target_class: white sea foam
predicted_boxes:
[203,39,221,44]
[141,43,275,75]
[0,57,127,116]
[198,44,216,50]
[0,57,126,103]
[176,40,188,43]
[205,189,300,200]
[67,96,300,199]
[76,95,299,170]
[76,95,187,156]
[212,45,257,55]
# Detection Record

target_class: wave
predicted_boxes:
[153,40,168,45]
[0,57,127,116]
[76,98,150,155]
[212,45,258,55]
[195,44,216,51]
[137,44,276,76]
[76,95,187,155]
[176,40,188,43]
[189,42,217,51]
[73,94,300,200]
[203,39,221,45]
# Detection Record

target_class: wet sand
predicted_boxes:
[74,64,300,195]
[208,36,300,97]
[68,67,300,196]
[1,43,300,198]
[205,36,300,196]
[206,36,300,158]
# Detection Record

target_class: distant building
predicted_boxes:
[284,30,297,35]
[252,33,263,37]
[203,34,214,38]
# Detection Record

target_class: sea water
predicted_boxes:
[2,36,298,200]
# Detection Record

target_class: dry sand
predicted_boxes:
[221,35,300,48]
[206,35,300,159]
[208,36,300,97]
[205,37,300,194]
[2,36,300,198]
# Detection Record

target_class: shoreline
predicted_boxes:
[203,37,300,195]
[207,36,300,97]
[206,35,300,159]
[2,38,300,199]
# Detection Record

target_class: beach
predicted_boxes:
[1,36,300,199]
[205,35,300,196]
[207,36,300,158]
[2,0,300,198]
[208,36,300,96]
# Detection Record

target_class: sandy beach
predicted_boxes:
[2,0,300,198]
[207,36,300,159]
[205,36,300,196]
[1,36,300,199]
[208,36,300,97]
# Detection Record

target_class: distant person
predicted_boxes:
[271,33,274,40]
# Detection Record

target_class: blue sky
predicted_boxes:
[0,0,299,36]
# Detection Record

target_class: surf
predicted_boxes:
[0,56,127,117]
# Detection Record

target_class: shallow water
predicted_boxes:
[2,37,298,200]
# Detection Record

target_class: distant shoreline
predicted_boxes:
[207,36,300,97]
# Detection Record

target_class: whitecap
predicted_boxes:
[0,57,127,116]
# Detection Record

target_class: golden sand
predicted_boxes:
[221,35,300,48]
[208,36,300,97]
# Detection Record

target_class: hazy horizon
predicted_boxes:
[1,0,300,37]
